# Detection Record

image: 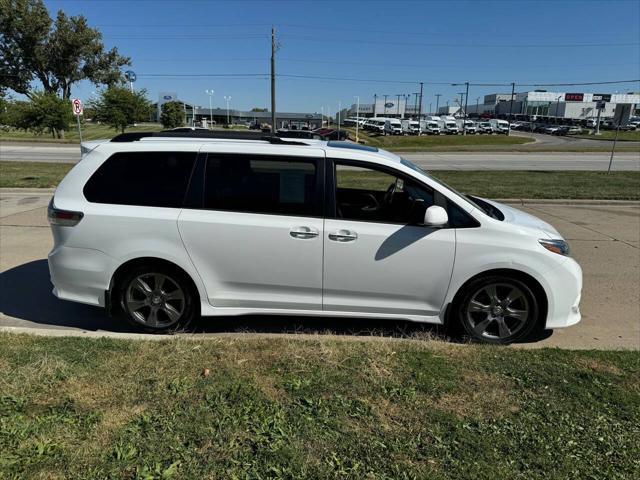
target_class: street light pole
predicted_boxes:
[321,106,324,127]
[435,94,441,115]
[373,94,377,117]
[556,95,562,125]
[224,96,231,125]
[205,89,214,129]
[463,82,469,135]
[507,82,515,136]
[354,96,360,143]
[383,95,388,115]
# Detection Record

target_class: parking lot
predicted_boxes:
[1,188,637,349]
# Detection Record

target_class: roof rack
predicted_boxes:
[110,130,310,145]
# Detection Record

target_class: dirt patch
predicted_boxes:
[433,372,518,419]
[574,357,623,376]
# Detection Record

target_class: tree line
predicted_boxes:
[0,0,186,138]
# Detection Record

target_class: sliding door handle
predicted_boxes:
[328,230,358,242]
[290,226,319,239]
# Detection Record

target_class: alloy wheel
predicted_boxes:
[125,273,185,328]
[465,282,530,340]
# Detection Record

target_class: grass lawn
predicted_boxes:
[574,130,640,142]
[338,170,640,200]
[0,123,164,143]
[0,334,637,479]
[2,161,639,200]
[349,129,533,151]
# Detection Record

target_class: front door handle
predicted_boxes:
[290,226,319,239]
[328,229,358,242]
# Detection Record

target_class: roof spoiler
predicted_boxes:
[110,131,309,145]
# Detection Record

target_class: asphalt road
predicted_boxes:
[1,142,639,170]
[1,188,638,349]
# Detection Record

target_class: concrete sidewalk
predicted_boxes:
[1,190,638,349]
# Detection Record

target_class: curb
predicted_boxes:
[497,198,640,206]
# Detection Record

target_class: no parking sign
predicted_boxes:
[71,98,83,116]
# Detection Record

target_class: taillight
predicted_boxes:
[47,198,83,226]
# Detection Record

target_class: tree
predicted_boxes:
[160,101,184,129]
[250,107,268,112]
[90,87,151,133]
[0,0,130,99]
[3,93,72,137]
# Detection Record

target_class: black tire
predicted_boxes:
[453,275,540,345]
[119,264,197,333]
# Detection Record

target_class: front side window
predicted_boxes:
[334,162,434,224]
[83,151,197,207]
[203,154,319,216]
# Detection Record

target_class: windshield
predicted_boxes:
[400,157,501,218]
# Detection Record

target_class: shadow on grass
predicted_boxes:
[0,259,551,344]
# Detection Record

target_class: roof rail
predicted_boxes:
[110,130,309,145]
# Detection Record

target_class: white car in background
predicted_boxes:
[48,131,582,344]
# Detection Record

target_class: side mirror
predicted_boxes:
[424,205,448,227]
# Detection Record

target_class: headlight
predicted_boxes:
[539,239,570,256]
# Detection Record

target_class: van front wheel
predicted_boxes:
[455,275,539,344]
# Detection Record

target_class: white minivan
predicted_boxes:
[48,131,582,344]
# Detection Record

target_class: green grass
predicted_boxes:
[0,161,73,188]
[2,161,639,200]
[574,130,640,142]
[349,129,533,151]
[0,334,638,479]
[335,170,640,200]
[0,123,164,143]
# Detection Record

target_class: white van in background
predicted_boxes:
[490,119,510,134]
[401,120,420,135]
[439,116,459,135]
[420,120,441,135]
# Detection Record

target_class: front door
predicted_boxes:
[178,147,325,310]
[322,160,456,317]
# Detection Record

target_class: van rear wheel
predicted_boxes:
[120,266,196,332]
[455,275,539,344]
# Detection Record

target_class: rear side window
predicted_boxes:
[84,151,197,207]
[203,154,320,216]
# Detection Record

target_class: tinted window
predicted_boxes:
[84,151,196,207]
[335,163,434,224]
[204,154,319,216]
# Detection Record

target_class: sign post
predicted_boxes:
[71,98,83,146]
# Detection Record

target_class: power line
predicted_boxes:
[278,34,640,48]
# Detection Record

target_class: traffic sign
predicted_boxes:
[71,98,83,116]
[125,70,137,83]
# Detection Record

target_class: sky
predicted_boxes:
[44,0,640,114]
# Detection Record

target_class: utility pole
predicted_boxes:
[396,94,402,117]
[476,96,480,115]
[321,106,324,127]
[435,93,442,115]
[270,26,277,133]
[555,95,562,125]
[418,82,423,120]
[463,82,469,135]
[383,95,388,115]
[507,82,515,136]
[337,100,341,135]
[354,96,360,143]
[373,94,377,117]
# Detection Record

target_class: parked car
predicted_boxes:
[489,119,509,134]
[48,131,582,344]
[555,126,583,136]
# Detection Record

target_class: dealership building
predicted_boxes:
[347,98,422,119]
[153,92,323,129]
[464,91,640,120]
